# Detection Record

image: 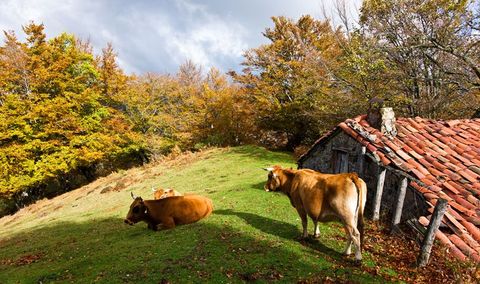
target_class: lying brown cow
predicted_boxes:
[152,188,183,199]
[264,166,367,262]
[124,192,213,230]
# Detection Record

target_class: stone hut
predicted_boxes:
[297,108,480,262]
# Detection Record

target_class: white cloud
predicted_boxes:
[0,0,361,74]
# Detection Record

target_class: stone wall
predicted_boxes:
[298,131,428,223]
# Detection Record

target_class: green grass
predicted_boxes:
[0,146,386,283]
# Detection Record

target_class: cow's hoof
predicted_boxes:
[294,236,308,241]
[147,224,158,231]
[313,233,320,239]
[353,259,362,266]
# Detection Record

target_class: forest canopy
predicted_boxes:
[0,0,479,215]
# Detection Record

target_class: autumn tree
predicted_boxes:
[230,15,359,149]
[191,68,255,146]
[359,0,480,118]
[0,23,143,213]
[119,63,254,154]
[97,42,127,106]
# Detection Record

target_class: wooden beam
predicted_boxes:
[356,146,366,177]
[417,198,448,267]
[391,177,408,232]
[372,167,386,221]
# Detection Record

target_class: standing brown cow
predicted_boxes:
[264,166,367,262]
[124,192,213,230]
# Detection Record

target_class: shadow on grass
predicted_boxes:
[215,209,345,261]
[0,216,381,283]
[250,181,267,191]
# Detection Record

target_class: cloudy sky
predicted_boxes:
[0,0,361,75]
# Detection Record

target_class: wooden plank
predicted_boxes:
[357,146,366,177]
[391,177,408,232]
[372,167,387,221]
[417,198,448,267]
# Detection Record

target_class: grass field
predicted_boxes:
[0,146,474,283]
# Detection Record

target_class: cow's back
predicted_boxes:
[292,171,360,221]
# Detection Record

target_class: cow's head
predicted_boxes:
[263,166,283,192]
[124,192,148,225]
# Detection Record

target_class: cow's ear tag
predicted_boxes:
[144,209,148,214]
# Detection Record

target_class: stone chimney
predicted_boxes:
[367,98,397,139]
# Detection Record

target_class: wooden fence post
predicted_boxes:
[356,146,366,177]
[372,167,386,221]
[417,198,448,267]
[391,177,408,232]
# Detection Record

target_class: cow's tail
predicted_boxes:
[351,173,366,249]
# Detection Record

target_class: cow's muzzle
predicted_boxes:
[124,219,134,225]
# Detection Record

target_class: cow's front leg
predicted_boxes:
[147,222,158,231]
[313,220,320,239]
[295,207,308,239]
[158,217,176,230]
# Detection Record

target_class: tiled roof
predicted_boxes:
[306,115,480,262]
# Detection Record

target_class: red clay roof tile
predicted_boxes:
[461,220,480,243]
[451,195,477,211]
[448,208,465,220]
[440,128,457,136]
[467,195,479,206]
[421,177,436,186]
[445,162,462,172]
[466,216,480,226]
[431,160,448,170]
[443,182,460,195]
[445,211,467,232]
[395,149,412,161]
[411,169,426,179]
[449,201,469,214]
[449,235,477,258]
[459,170,477,183]
[444,155,463,166]
[423,192,438,200]
[439,136,452,145]
[447,171,463,181]
[429,185,442,192]
[461,232,480,253]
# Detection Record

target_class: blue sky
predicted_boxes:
[0,0,361,74]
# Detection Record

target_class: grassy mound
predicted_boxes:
[0,146,475,283]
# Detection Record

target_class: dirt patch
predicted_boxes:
[238,268,284,282]
[1,253,42,266]
[99,185,115,194]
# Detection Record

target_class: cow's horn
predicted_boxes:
[131,192,137,199]
[151,187,156,192]
[262,167,274,172]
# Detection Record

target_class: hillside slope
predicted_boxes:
[0,146,474,283]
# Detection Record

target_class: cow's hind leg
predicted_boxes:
[344,224,362,262]
[295,207,308,239]
[342,225,353,255]
[159,217,176,230]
